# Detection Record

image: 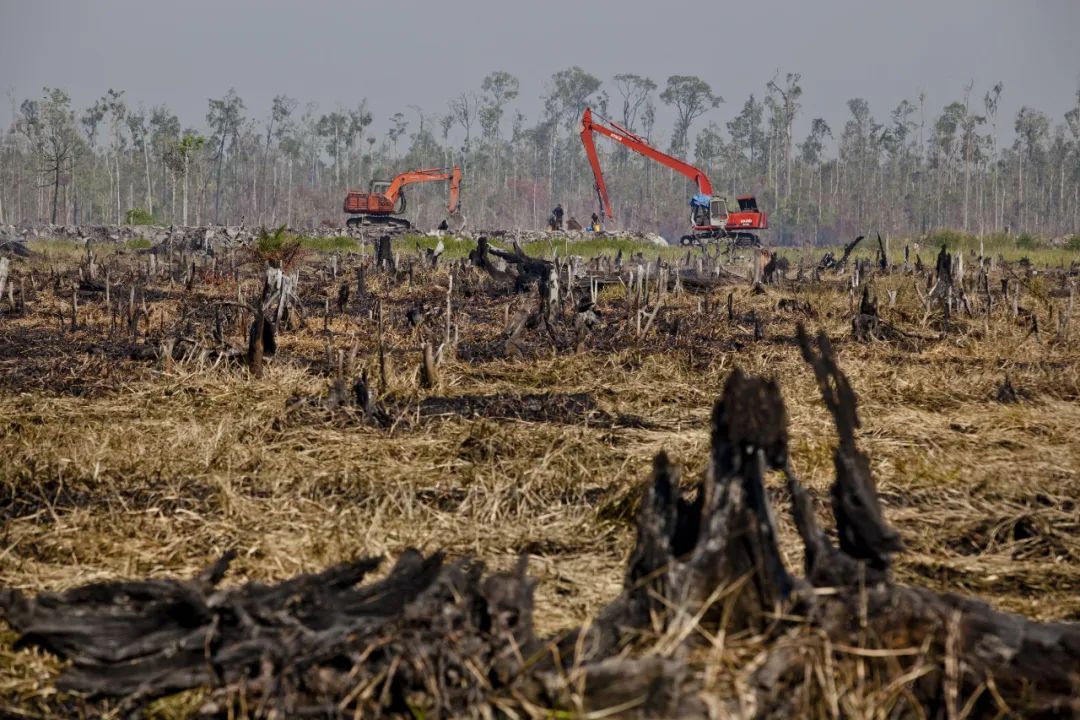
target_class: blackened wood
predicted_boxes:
[797,324,901,575]
[375,234,394,272]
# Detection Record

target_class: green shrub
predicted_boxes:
[1015,233,1038,250]
[124,208,157,225]
[250,225,305,269]
[1066,235,1080,252]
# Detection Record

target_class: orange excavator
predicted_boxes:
[579,108,767,247]
[343,166,462,230]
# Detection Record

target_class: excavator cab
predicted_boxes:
[709,196,729,227]
[370,180,405,213]
[691,194,729,229]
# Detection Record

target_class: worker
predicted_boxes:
[591,212,601,232]
[552,203,564,230]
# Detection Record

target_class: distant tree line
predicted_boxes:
[3,69,1079,243]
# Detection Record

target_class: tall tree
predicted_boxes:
[18,88,79,223]
[613,74,657,132]
[661,75,722,157]
[384,111,406,157]
[727,95,765,188]
[1065,87,1080,230]
[126,109,153,216]
[347,101,373,185]
[149,107,180,221]
[766,72,802,203]
[316,109,351,187]
[799,118,831,238]
[1014,106,1049,229]
[480,71,519,142]
[548,66,602,130]
[983,82,1004,230]
[448,93,478,154]
[94,89,127,224]
[164,132,206,226]
[206,89,245,224]
[261,95,296,222]
[840,98,882,230]
[958,83,985,231]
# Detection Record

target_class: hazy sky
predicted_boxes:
[2,0,1078,147]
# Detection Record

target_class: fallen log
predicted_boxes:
[486,239,554,293]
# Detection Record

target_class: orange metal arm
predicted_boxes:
[579,112,613,220]
[579,107,713,220]
[384,167,462,212]
[446,166,461,213]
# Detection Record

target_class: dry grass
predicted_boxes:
[1,236,1078,716]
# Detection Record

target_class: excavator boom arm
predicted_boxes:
[579,118,613,220]
[446,166,461,213]
[579,107,713,219]
[384,167,462,212]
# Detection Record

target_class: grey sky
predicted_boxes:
[2,0,1078,147]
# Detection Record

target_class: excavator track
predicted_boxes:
[345,215,413,230]
[679,230,761,249]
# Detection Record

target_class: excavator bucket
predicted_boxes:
[444,209,466,234]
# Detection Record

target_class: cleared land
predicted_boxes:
[0,232,1078,716]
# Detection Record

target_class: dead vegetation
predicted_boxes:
[1,231,1078,718]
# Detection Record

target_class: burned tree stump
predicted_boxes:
[420,342,438,389]
[355,263,367,299]
[995,374,1030,403]
[336,281,349,314]
[375,234,395,272]
[819,234,864,271]
[851,284,883,340]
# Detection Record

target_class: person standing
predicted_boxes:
[552,203,564,230]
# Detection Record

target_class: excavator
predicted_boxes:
[579,108,767,247]
[343,166,463,230]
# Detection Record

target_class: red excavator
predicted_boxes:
[579,108,766,247]
[343,166,462,230]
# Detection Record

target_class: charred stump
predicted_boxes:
[375,234,395,272]
[819,234,864,271]
[851,284,883,340]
